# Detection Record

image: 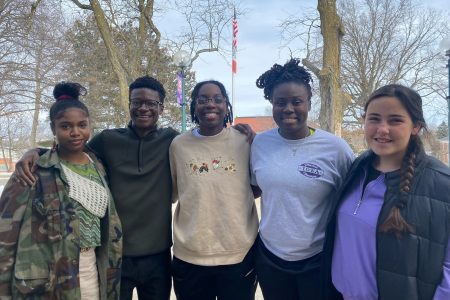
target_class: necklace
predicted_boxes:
[281,128,314,156]
[59,152,91,165]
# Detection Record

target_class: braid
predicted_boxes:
[190,99,198,124]
[379,135,423,237]
[224,101,233,127]
[256,58,313,100]
[399,139,420,194]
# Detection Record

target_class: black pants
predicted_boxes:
[172,247,256,300]
[120,250,171,300]
[255,236,322,300]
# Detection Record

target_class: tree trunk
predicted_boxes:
[30,47,43,147]
[317,0,344,136]
[30,84,41,147]
[90,0,129,124]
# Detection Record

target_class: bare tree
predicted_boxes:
[22,1,70,146]
[0,0,69,148]
[64,13,187,129]
[316,0,345,136]
[0,0,31,113]
[29,0,238,126]
[169,0,237,64]
[0,112,30,171]
[340,0,449,127]
[281,0,450,131]
[283,0,345,135]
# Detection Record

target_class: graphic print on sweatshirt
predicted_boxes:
[187,156,237,175]
[298,162,324,178]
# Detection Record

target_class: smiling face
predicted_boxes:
[52,108,90,160]
[194,83,228,136]
[271,82,311,140]
[129,87,163,137]
[364,96,421,170]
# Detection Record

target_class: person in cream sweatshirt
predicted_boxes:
[169,80,259,300]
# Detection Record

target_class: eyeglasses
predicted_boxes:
[196,96,226,105]
[130,99,162,109]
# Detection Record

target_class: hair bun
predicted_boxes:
[53,82,87,101]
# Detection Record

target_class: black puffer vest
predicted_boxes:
[323,150,450,300]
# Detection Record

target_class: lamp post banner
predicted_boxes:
[176,72,183,105]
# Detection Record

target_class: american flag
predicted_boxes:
[232,9,238,74]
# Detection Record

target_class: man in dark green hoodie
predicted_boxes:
[88,76,178,300]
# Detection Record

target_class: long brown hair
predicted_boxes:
[364,84,426,237]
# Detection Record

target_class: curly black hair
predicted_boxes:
[190,80,233,127]
[50,82,89,123]
[256,58,313,101]
[129,75,166,103]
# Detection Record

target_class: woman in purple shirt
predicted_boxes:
[322,84,450,300]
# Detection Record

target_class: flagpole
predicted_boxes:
[232,7,237,122]
[232,69,235,116]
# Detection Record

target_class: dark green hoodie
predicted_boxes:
[88,123,178,256]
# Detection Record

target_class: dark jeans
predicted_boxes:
[255,236,323,300]
[120,250,171,300]
[172,246,256,300]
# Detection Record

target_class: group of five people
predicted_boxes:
[0,58,449,300]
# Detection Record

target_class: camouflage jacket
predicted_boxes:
[0,150,122,300]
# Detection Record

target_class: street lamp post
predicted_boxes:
[440,37,450,166]
[174,50,191,132]
[446,48,450,166]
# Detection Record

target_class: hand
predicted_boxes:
[233,123,256,144]
[13,149,40,186]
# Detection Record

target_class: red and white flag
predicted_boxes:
[232,9,238,74]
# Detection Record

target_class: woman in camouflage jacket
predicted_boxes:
[0,82,122,299]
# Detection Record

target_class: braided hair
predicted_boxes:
[190,80,233,127]
[50,82,89,124]
[255,58,313,101]
[365,84,426,237]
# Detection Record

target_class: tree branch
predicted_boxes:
[302,58,321,78]
[142,0,160,45]
[70,0,93,10]
[191,47,218,65]
[30,0,43,18]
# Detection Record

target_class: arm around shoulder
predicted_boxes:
[13,148,43,186]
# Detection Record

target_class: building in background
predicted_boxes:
[0,147,17,172]
[437,137,449,165]
[234,116,277,133]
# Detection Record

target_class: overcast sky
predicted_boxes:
[155,0,450,121]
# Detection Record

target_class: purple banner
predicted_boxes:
[176,72,183,105]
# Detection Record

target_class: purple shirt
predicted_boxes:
[332,170,450,300]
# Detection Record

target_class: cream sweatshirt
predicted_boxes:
[169,127,259,266]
